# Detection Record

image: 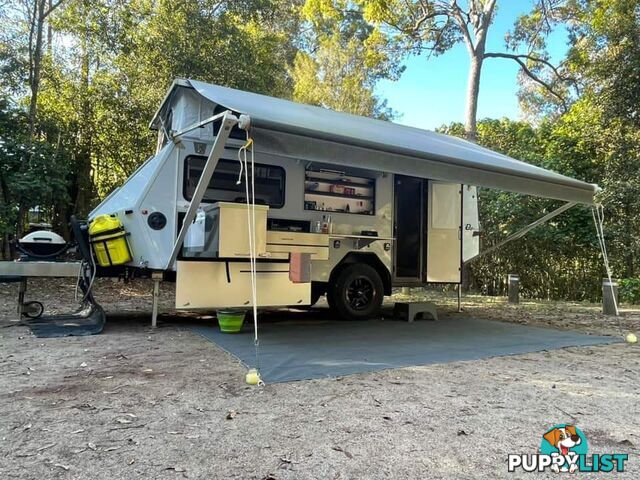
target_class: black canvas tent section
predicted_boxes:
[151,79,598,205]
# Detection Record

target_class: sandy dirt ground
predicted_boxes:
[1,278,639,479]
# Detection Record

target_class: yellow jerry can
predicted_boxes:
[89,214,132,267]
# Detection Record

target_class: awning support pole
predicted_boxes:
[165,111,240,269]
[17,278,27,317]
[464,201,577,264]
[592,204,620,317]
[151,276,160,328]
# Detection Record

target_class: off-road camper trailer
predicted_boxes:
[6,78,589,323]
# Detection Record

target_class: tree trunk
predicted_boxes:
[19,0,48,238]
[28,0,47,139]
[47,0,53,55]
[0,174,14,259]
[74,10,93,218]
[465,53,483,143]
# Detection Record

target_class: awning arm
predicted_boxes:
[165,111,240,269]
[464,201,577,264]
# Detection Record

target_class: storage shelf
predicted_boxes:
[304,209,373,216]
[305,177,374,189]
[304,191,373,200]
[304,169,375,216]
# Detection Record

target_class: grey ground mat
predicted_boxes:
[26,303,106,338]
[192,313,619,383]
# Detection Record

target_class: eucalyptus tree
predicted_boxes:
[355,0,576,140]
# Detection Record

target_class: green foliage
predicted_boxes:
[619,278,640,305]
[519,0,640,121]
[294,1,402,118]
[0,5,28,95]
[1,0,638,305]
[2,0,302,215]
[567,0,640,126]
[550,3,640,280]
[356,0,460,55]
[0,98,70,240]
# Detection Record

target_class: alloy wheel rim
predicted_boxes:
[345,276,375,311]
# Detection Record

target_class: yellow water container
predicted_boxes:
[89,214,132,267]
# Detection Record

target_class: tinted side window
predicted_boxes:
[184,156,285,208]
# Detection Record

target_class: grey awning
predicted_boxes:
[174,80,599,204]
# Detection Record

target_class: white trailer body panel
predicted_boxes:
[462,185,480,262]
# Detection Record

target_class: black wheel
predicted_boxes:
[329,264,384,320]
[23,301,44,319]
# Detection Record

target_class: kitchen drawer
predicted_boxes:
[266,231,329,260]
[266,231,328,247]
[266,244,329,260]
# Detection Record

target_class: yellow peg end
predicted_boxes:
[245,368,262,385]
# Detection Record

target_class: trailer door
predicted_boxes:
[393,175,425,282]
[426,181,462,283]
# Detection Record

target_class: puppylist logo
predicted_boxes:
[508,424,629,473]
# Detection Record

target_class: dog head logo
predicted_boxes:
[543,425,582,455]
[540,424,588,473]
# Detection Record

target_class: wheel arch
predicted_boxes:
[329,252,392,296]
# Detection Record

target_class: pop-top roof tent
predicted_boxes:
[151,79,599,205]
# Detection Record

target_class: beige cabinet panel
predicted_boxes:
[212,202,268,258]
[427,181,462,283]
[175,261,310,309]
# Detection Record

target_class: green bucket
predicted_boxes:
[217,309,246,333]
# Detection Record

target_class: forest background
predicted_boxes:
[2,0,639,302]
